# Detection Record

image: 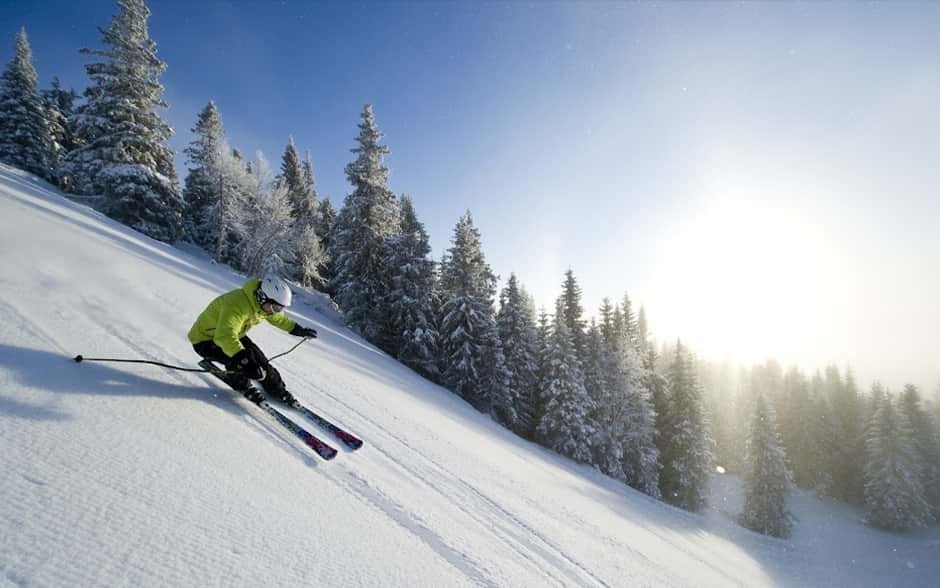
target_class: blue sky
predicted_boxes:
[3,1,939,391]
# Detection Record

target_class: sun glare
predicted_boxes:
[647,193,836,365]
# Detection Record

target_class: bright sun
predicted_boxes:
[646,193,838,365]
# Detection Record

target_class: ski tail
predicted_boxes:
[291,402,364,450]
[199,360,338,460]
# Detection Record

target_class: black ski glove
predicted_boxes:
[291,325,318,338]
[230,348,266,381]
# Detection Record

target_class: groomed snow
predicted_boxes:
[1,164,938,587]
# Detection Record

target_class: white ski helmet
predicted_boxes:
[257,274,292,308]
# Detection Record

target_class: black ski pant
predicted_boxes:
[193,336,286,395]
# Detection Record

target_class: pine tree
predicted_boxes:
[384,195,439,378]
[619,342,660,497]
[497,274,540,437]
[295,223,326,288]
[584,322,616,473]
[740,393,792,537]
[558,269,587,361]
[658,342,713,511]
[301,150,318,217]
[636,305,649,355]
[238,176,297,277]
[898,384,940,521]
[330,104,399,341]
[276,140,324,286]
[0,29,54,180]
[593,300,659,496]
[827,366,864,503]
[646,345,671,477]
[778,367,817,489]
[438,212,499,411]
[536,301,594,463]
[620,292,638,351]
[63,0,183,242]
[313,196,337,291]
[808,374,837,496]
[40,76,79,179]
[531,307,553,433]
[278,138,315,220]
[864,393,930,531]
[480,320,514,425]
[183,101,225,248]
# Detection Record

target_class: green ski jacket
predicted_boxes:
[188,278,296,357]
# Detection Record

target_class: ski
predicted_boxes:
[257,401,338,460]
[199,360,338,460]
[289,402,363,450]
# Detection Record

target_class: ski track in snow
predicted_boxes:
[290,370,613,587]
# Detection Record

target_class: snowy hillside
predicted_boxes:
[1,163,938,587]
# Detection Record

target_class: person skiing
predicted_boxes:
[189,275,318,404]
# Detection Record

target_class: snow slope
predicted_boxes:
[1,164,938,587]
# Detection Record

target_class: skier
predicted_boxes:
[189,275,318,404]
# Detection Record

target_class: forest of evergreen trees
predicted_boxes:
[2,0,938,538]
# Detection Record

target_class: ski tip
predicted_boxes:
[73,354,83,363]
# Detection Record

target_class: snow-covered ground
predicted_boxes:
[1,163,938,587]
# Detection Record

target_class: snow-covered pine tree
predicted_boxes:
[313,196,337,291]
[497,274,540,437]
[620,292,638,351]
[295,223,326,288]
[383,195,439,378]
[594,300,659,495]
[778,367,816,489]
[314,197,336,251]
[0,29,54,181]
[330,104,399,342]
[646,345,670,475]
[898,384,940,521]
[530,306,553,435]
[658,342,713,511]
[808,373,837,497]
[428,269,448,384]
[181,103,256,264]
[214,146,260,267]
[584,321,621,476]
[863,392,930,531]
[40,77,79,182]
[297,150,327,286]
[739,392,792,537]
[480,319,514,426]
[636,305,649,355]
[183,101,225,248]
[238,161,297,277]
[438,212,499,411]
[63,0,182,242]
[558,269,587,362]
[282,144,324,287]
[825,366,864,504]
[536,300,594,463]
[618,342,660,498]
[278,138,317,221]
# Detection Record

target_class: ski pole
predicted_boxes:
[72,355,214,372]
[72,336,313,372]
